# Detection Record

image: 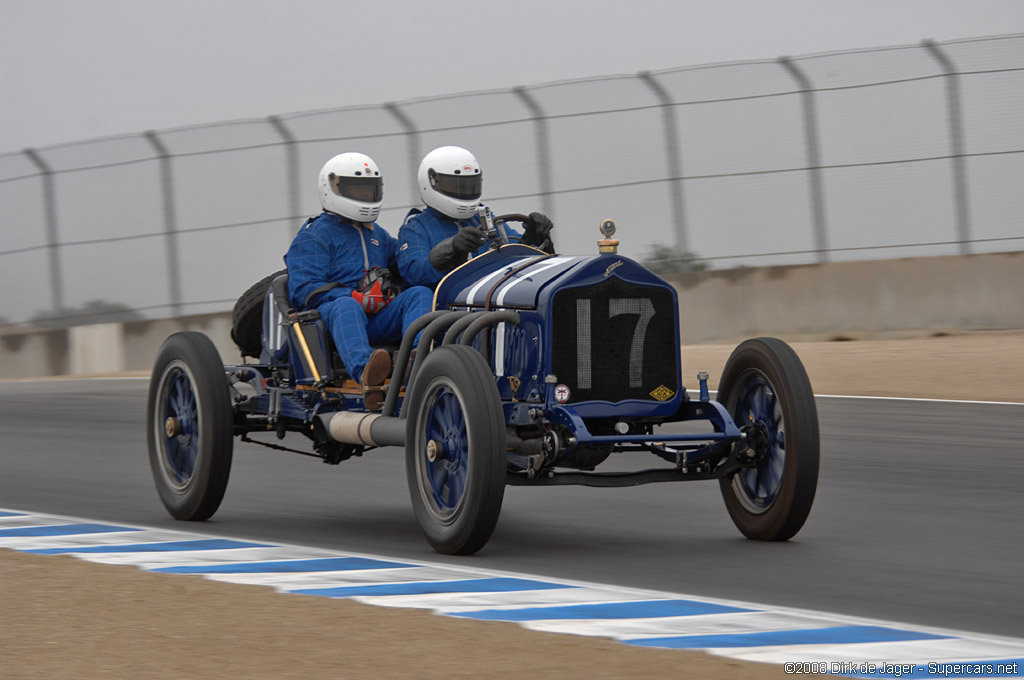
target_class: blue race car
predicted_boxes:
[147,213,819,555]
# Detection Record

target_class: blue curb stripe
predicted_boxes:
[453,599,753,621]
[152,557,414,574]
[0,523,141,537]
[27,539,272,554]
[626,625,950,649]
[836,659,1024,679]
[293,577,574,598]
[0,511,26,517]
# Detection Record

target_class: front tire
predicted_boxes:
[717,337,819,541]
[405,345,506,555]
[147,332,234,521]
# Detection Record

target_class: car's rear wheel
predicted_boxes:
[147,331,234,521]
[405,345,506,555]
[717,337,819,541]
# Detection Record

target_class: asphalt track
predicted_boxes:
[1,379,1021,639]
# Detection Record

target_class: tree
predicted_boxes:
[640,243,708,274]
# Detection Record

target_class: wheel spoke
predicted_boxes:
[183,446,197,481]
[432,462,450,507]
[437,392,457,431]
[167,383,180,416]
[173,378,187,416]
[167,436,179,466]
[168,438,184,483]
[756,385,772,421]
[741,468,757,496]
[763,455,781,492]
[450,463,466,503]
[755,462,767,500]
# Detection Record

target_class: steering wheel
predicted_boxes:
[489,213,550,252]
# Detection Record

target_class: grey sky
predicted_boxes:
[2,0,1022,153]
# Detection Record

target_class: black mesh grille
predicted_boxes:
[551,278,678,403]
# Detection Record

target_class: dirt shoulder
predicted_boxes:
[3,332,1019,679]
[684,331,1023,403]
[1,550,803,680]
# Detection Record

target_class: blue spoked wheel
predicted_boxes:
[422,389,470,517]
[717,337,819,541]
[147,332,233,521]
[406,345,506,555]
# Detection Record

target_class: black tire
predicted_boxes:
[405,345,506,555]
[147,331,234,521]
[231,269,287,358]
[717,337,819,541]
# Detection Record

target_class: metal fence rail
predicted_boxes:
[1,34,1021,329]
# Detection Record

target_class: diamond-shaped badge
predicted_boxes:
[649,385,675,402]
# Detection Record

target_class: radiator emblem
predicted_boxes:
[649,385,675,402]
[604,260,623,277]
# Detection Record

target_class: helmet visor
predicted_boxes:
[429,170,482,200]
[329,174,383,203]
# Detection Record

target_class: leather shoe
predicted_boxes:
[361,349,391,411]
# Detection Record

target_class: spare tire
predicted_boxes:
[231,269,287,358]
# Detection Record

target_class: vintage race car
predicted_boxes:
[147,214,820,555]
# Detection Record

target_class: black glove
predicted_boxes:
[451,226,489,255]
[522,212,553,246]
[429,226,489,272]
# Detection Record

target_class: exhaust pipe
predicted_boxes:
[314,412,406,447]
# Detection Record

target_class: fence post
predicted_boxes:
[143,131,184,317]
[779,56,830,263]
[922,39,972,255]
[23,148,65,319]
[268,115,302,238]
[638,71,690,255]
[512,87,555,219]
[384,102,421,208]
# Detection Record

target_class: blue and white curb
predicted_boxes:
[2,508,1021,677]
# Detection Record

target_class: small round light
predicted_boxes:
[554,384,571,403]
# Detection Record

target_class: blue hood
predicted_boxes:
[434,244,669,311]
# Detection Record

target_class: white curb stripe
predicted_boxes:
[2,509,1021,674]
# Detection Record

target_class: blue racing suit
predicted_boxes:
[284,211,431,383]
[396,207,525,289]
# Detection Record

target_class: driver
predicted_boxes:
[285,152,432,410]
[397,146,555,289]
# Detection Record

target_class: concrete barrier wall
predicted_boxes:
[666,251,1024,345]
[0,314,240,380]
[0,251,1020,379]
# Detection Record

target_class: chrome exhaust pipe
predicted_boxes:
[314,412,406,447]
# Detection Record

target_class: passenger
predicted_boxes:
[397,146,555,289]
[284,152,432,410]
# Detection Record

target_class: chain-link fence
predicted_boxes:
[1,34,1021,329]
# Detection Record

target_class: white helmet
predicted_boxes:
[418,146,482,220]
[317,152,383,222]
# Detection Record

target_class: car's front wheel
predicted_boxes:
[717,337,819,541]
[405,345,506,555]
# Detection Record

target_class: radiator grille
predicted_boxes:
[551,277,678,403]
